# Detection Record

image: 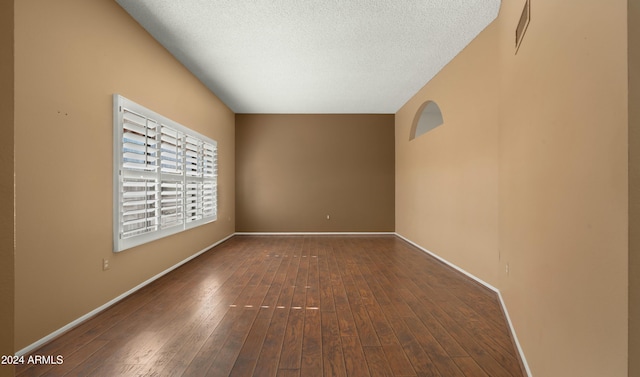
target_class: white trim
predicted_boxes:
[394,232,532,377]
[234,232,395,236]
[497,290,533,377]
[15,233,235,357]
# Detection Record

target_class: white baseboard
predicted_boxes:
[496,290,533,377]
[234,231,396,236]
[394,232,532,377]
[15,233,235,357]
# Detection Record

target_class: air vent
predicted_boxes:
[515,0,530,53]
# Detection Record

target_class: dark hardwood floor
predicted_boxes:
[16,235,526,377]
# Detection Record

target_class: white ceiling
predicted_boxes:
[115,0,500,114]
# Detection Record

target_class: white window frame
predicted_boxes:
[113,94,218,252]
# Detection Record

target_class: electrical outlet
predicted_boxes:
[103,258,110,271]
[505,263,509,276]
[326,214,330,220]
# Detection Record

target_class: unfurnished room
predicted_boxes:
[0,1,638,376]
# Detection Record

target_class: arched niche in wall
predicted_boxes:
[409,101,444,140]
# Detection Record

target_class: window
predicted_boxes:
[113,95,217,252]
[410,101,444,140]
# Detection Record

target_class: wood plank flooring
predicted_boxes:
[16,235,526,377]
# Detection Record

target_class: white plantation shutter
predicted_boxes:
[114,95,218,252]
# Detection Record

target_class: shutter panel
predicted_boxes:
[203,142,217,219]
[160,181,183,228]
[160,126,184,175]
[185,136,201,177]
[122,110,159,172]
[185,181,201,222]
[203,142,216,178]
[120,177,159,239]
[202,181,216,218]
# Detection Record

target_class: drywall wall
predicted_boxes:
[497,0,628,375]
[14,0,235,350]
[0,1,14,376]
[629,0,640,375]
[395,21,500,286]
[236,114,394,232]
[396,0,629,376]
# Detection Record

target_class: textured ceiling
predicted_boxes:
[115,0,500,114]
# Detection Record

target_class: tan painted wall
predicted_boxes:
[397,0,629,376]
[0,1,14,375]
[629,0,640,375]
[14,0,235,350]
[236,114,394,232]
[395,22,500,285]
[498,1,628,375]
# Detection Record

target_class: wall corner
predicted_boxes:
[0,0,15,376]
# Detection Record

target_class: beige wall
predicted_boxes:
[397,0,629,376]
[395,21,500,285]
[14,0,235,350]
[236,114,394,232]
[0,1,14,376]
[498,1,628,375]
[629,0,640,375]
